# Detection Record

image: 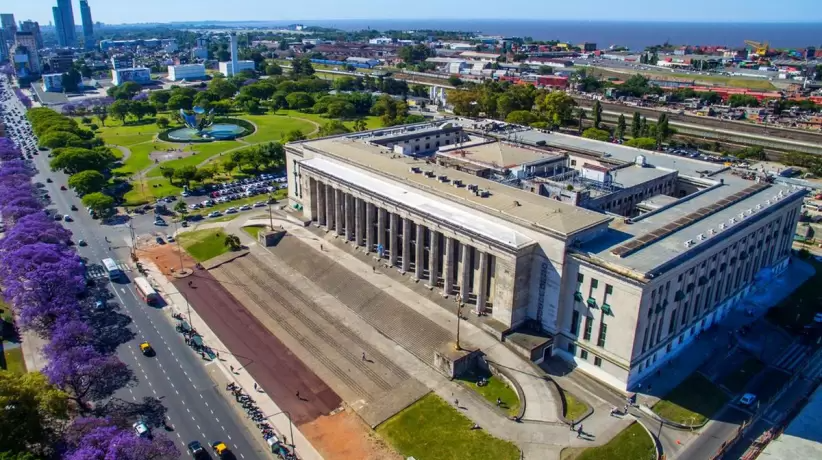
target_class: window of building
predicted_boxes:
[641,326,650,352]
[597,322,608,347]
[605,284,613,295]
[594,357,602,367]
[668,310,677,334]
[570,310,580,335]
[655,317,663,344]
[580,349,588,360]
[666,343,673,353]
[577,273,584,283]
[583,316,593,341]
[591,279,599,290]
[567,343,576,354]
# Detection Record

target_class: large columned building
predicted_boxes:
[285,120,805,390]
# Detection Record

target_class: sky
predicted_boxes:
[6,0,822,25]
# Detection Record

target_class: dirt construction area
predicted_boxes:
[142,242,398,459]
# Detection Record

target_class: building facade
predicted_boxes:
[0,14,16,42]
[12,31,41,76]
[43,73,63,92]
[112,67,150,85]
[218,60,254,77]
[167,63,206,81]
[79,0,94,50]
[284,120,805,391]
[19,21,42,50]
[53,0,76,47]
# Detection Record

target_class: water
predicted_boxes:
[166,123,245,141]
[292,19,822,51]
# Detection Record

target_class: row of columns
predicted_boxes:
[311,178,493,311]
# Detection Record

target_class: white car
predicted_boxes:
[208,211,221,218]
[166,234,175,242]
[133,421,150,437]
[739,393,757,406]
[225,207,238,214]
[239,205,252,211]
[253,201,266,207]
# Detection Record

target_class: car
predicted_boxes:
[181,221,189,227]
[181,191,190,197]
[207,211,222,218]
[253,201,266,207]
[63,215,73,222]
[154,218,167,226]
[166,234,175,242]
[225,207,237,214]
[139,342,154,356]
[133,420,150,437]
[187,440,206,458]
[814,312,822,323]
[60,185,67,191]
[239,205,252,211]
[739,393,757,406]
[211,441,230,458]
[155,236,165,244]
[70,204,78,211]
[46,177,52,183]
[53,214,62,221]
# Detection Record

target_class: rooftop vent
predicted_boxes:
[684,239,695,248]
[697,233,705,241]
[410,167,422,174]
[739,212,746,219]
[452,179,463,187]
[467,184,479,192]
[708,229,716,236]
[719,223,726,230]
[730,218,737,224]
[746,209,753,215]
[635,155,647,167]
[424,171,435,178]
[755,204,762,211]
[437,175,449,183]
[479,190,491,198]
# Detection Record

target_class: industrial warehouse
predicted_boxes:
[285,119,803,391]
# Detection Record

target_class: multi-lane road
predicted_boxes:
[1,80,267,459]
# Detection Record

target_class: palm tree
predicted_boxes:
[224,234,242,251]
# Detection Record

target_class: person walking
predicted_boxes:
[230,365,235,373]
[576,424,583,438]
[295,391,300,399]
[496,397,502,407]
[362,352,366,361]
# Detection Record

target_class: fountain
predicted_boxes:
[165,106,246,141]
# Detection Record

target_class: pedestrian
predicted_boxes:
[454,398,459,407]
[254,383,258,391]
[569,421,575,431]
[496,397,502,407]
[230,365,235,373]
[576,424,583,438]
[372,265,376,272]
[362,352,366,361]
[188,280,193,287]
[320,244,323,251]
[296,391,300,399]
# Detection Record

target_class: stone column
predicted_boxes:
[389,213,398,267]
[414,223,425,280]
[428,229,440,288]
[316,181,326,226]
[443,237,455,296]
[355,198,364,247]
[334,189,343,235]
[324,184,334,231]
[401,218,411,273]
[377,208,387,258]
[476,251,489,313]
[365,202,375,252]
[345,194,354,242]
[460,244,472,301]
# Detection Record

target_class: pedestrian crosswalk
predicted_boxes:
[86,262,131,279]
[774,342,810,373]
[801,351,822,381]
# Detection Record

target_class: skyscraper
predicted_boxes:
[53,0,76,47]
[0,14,15,41]
[20,21,42,50]
[230,32,239,76]
[79,0,94,50]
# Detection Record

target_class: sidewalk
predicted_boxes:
[20,329,47,372]
[142,260,323,460]
[226,215,636,458]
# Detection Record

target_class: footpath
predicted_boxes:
[222,214,636,459]
[141,260,324,460]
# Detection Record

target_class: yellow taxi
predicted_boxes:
[139,342,154,356]
[211,441,229,457]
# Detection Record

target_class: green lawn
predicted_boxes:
[94,118,160,146]
[652,373,729,425]
[765,259,822,334]
[177,228,235,262]
[123,177,182,205]
[240,115,316,144]
[457,371,520,417]
[113,141,177,176]
[144,141,243,178]
[1,347,26,374]
[721,358,765,394]
[243,225,267,239]
[564,391,590,422]
[376,393,520,460]
[564,422,656,460]
[272,109,383,133]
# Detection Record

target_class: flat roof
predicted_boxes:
[438,141,561,170]
[758,383,822,460]
[611,165,675,188]
[300,137,612,238]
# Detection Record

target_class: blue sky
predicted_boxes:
[7,0,822,25]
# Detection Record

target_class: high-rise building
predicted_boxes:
[230,32,239,77]
[20,21,42,50]
[53,0,76,47]
[79,0,94,50]
[0,35,8,62]
[12,31,41,75]
[0,14,16,42]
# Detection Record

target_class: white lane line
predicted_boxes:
[152,389,157,395]
[129,389,133,393]
[197,424,201,430]
[176,433,181,438]
[215,417,220,423]
[240,454,245,459]
[210,410,214,415]
[201,432,206,439]
[227,435,232,440]
[199,394,204,399]
[120,288,126,293]
[166,415,171,420]
[186,408,190,413]
[190,416,195,421]
[221,425,226,431]
[132,396,136,401]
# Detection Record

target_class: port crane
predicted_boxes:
[744,40,770,56]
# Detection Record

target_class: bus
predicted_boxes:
[102,258,124,280]
[133,277,160,305]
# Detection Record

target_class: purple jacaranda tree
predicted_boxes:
[43,345,134,411]
[62,417,180,460]
[0,137,21,160]
[131,92,149,102]
[14,88,32,109]
[0,213,73,251]
[62,104,77,116]
[43,320,94,355]
[0,188,43,223]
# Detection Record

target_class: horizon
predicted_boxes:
[7,0,822,25]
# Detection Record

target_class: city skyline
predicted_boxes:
[5,0,822,25]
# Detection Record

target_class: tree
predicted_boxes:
[615,114,627,140]
[194,165,216,183]
[505,110,537,125]
[282,129,307,143]
[398,44,433,64]
[285,92,314,110]
[592,100,603,129]
[290,58,314,77]
[624,137,658,151]
[576,108,586,133]
[352,119,367,132]
[209,77,239,100]
[67,170,106,196]
[174,200,188,219]
[728,94,760,108]
[538,66,554,75]
[447,76,463,87]
[631,112,641,138]
[326,101,356,119]
[639,116,649,137]
[173,165,198,187]
[39,131,84,149]
[318,120,351,137]
[109,100,131,124]
[0,371,69,457]
[166,94,193,111]
[50,148,116,175]
[81,192,115,216]
[159,167,176,184]
[582,127,611,142]
[536,91,576,128]
[265,62,283,76]
[224,234,242,251]
[156,117,170,130]
[63,417,180,460]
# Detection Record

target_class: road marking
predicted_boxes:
[221,425,226,431]
[170,382,174,388]
[200,394,204,399]
[176,434,181,439]
[166,415,171,420]
[216,417,220,423]
[201,432,206,439]
[132,396,136,401]
[186,408,190,413]
[240,454,245,459]
[191,416,195,421]
[120,288,125,293]
[129,389,133,393]
[210,410,214,415]
[152,389,157,395]
[197,424,201,430]
[227,435,232,440]
[175,390,179,395]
